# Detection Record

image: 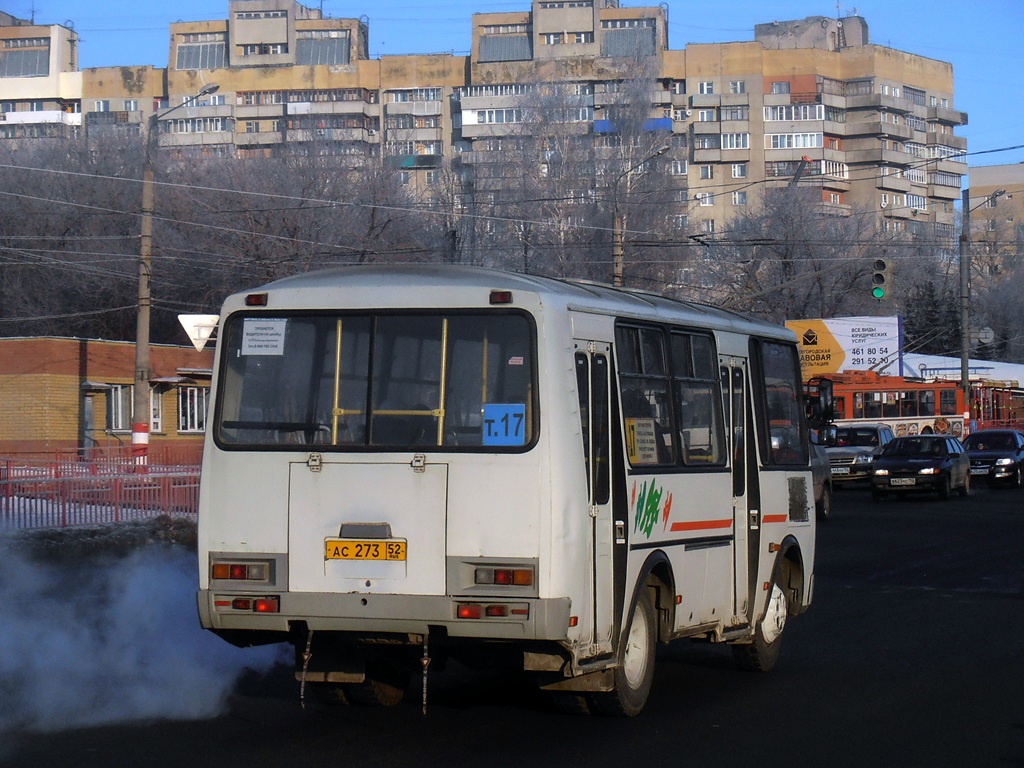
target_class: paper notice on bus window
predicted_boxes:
[625,418,659,465]
[242,318,286,356]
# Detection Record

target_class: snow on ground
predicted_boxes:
[0,517,285,734]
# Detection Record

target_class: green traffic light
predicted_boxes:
[872,286,885,299]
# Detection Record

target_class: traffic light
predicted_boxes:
[871,258,892,300]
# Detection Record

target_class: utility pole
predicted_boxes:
[959,188,971,411]
[131,83,219,466]
[959,186,1006,429]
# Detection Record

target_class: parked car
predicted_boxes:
[871,434,970,501]
[827,424,894,485]
[961,429,1024,488]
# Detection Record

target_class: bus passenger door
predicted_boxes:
[575,343,615,655]
[722,359,756,622]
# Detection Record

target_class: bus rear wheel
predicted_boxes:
[591,587,656,717]
[732,576,787,672]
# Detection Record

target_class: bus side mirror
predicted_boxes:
[817,379,834,423]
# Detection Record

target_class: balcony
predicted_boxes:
[287,101,377,117]
[692,148,721,163]
[1,109,81,126]
[927,106,968,125]
[926,132,967,151]
[386,153,444,169]
[878,173,911,193]
[689,93,721,108]
[846,92,914,114]
[385,100,443,117]
[235,104,287,119]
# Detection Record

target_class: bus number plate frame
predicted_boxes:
[324,539,407,561]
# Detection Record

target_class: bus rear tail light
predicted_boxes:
[457,602,529,620]
[218,596,280,613]
[212,561,270,581]
[474,566,534,587]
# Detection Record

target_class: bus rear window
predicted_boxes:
[215,312,535,450]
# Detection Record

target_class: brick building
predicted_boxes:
[0,337,212,458]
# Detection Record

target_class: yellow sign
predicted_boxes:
[786,320,847,377]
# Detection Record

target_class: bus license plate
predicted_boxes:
[325,539,407,561]
[890,477,916,486]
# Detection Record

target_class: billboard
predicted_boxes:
[785,316,901,378]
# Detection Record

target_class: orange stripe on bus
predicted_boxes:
[762,514,788,524]
[669,519,734,532]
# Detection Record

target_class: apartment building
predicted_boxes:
[0,11,81,143]
[1,0,969,230]
[964,163,1024,276]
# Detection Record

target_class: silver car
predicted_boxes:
[827,424,894,484]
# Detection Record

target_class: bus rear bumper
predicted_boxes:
[197,589,572,642]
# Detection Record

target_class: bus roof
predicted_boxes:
[226,264,794,341]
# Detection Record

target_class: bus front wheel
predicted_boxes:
[591,587,656,717]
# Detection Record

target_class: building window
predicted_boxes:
[697,109,716,122]
[389,88,442,103]
[477,108,523,124]
[766,133,823,149]
[732,191,747,206]
[701,219,715,233]
[123,99,138,111]
[94,100,110,112]
[700,165,714,180]
[721,105,749,121]
[729,80,745,94]
[770,81,790,95]
[107,385,133,432]
[151,389,163,434]
[697,193,714,207]
[670,159,687,176]
[764,104,825,121]
[178,387,208,433]
[732,163,747,178]
[698,81,714,95]
[721,132,749,149]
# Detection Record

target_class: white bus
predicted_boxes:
[197,265,816,716]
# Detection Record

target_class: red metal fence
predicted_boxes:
[1,457,200,530]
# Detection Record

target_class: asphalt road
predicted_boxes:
[5,483,1023,768]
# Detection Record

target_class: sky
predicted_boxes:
[12,0,1024,168]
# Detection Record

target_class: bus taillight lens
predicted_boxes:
[475,566,534,587]
[212,561,270,581]
[254,597,280,613]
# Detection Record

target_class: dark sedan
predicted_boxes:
[871,434,970,501]
[962,429,1024,488]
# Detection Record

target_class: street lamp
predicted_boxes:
[131,83,219,463]
[959,186,1005,425]
[611,144,671,287]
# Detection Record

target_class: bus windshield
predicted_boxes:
[215,311,535,450]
